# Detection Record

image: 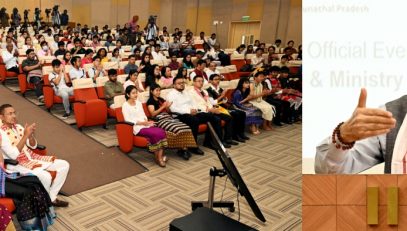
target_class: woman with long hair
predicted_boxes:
[182,54,194,69]
[145,64,160,89]
[96,47,108,64]
[138,53,152,73]
[122,85,168,167]
[176,67,191,85]
[110,48,122,63]
[146,83,197,160]
[62,51,72,66]
[123,69,144,92]
[232,77,263,135]
[158,66,173,89]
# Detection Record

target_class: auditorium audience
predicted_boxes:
[69,56,86,80]
[1,43,19,74]
[62,51,72,66]
[123,69,144,92]
[182,54,194,69]
[37,41,52,57]
[138,53,152,73]
[104,69,123,108]
[159,66,174,89]
[122,85,168,167]
[110,48,122,63]
[207,74,249,142]
[81,49,94,66]
[88,56,107,82]
[22,49,44,102]
[70,38,86,55]
[189,75,235,147]
[124,54,138,74]
[96,47,109,64]
[54,41,67,57]
[251,48,265,68]
[189,60,208,83]
[49,59,73,118]
[232,77,263,135]
[168,54,180,70]
[147,84,197,160]
[152,44,166,61]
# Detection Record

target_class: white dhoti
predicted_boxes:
[250,100,275,121]
[7,159,70,201]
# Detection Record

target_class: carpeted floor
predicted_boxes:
[0,85,146,195]
[39,122,302,231]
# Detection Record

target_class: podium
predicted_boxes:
[169,207,257,231]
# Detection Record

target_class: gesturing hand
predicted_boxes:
[24,123,36,137]
[339,88,396,143]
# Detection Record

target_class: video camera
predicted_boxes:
[148,15,157,25]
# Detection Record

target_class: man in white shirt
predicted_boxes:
[49,34,60,54]
[167,76,225,154]
[204,62,223,80]
[207,33,217,49]
[48,59,73,118]
[0,104,70,207]
[158,35,169,50]
[1,43,19,74]
[87,56,107,82]
[188,75,235,147]
[251,48,265,68]
[151,44,166,61]
[68,56,86,81]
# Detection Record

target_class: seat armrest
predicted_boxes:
[116,121,135,126]
[36,144,46,150]
[4,159,18,165]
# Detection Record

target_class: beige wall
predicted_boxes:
[3,0,302,48]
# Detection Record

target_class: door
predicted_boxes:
[228,21,261,49]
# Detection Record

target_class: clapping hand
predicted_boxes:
[24,123,36,137]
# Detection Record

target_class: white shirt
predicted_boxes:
[0,124,37,160]
[167,89,195,114]
[87,67,105,81]
[208,38,216,48]
[205,69,220,80]
[188,88,212,112]
[251,55,264,67]
[49,71,71,90]
[189,71,208,84]
[152,50,166,61]
[69,67,86,80]
[1,49,18,69]
[122,101,149,135]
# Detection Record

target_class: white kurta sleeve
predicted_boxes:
[0,131,20,160]
[315,134,385,174]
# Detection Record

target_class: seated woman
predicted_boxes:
[96,48,109,64]
[0,154,56,230]
[138,53,152,73]
[182,54,194,69]
[176,67,191,86]
[158,66,174,89]
[110,48,122,63]
[232,77,263,135]
[145,64,161,89]
[61,51,72,66]
[122,85,168,167]
[147,84,197,160]
[123,69,144,92]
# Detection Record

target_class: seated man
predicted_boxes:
[124,55,138,74]
[151,44,166,61]
[87,56,107,82]
[207,74,249,142]
[189,75,236,147]
[251,48,265,69]
[205,61,223,80]
[54,41,66,57]
[22,49,44,102]
[69,56,86,81]
[0,104,70,207]
[167,76,225,155]
[37,41,52,57]
[169,36,181,57]
[168,54,180,71]
[49,59,73,118]
[70,38,86,55]
[104,69,123,109]
[1,42,19,74]
[189,60,208,84]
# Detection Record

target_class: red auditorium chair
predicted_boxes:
[230,54,246,72]
[72,78,108,130]
[42,74,75,112]
[95,76,117,118]
[0,144,55,213]
[0,57,22,84]
[18,70,39,97]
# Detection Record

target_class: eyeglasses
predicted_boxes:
[176,82,185,85]
[213,78,220,81]
[3,111,17,116]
